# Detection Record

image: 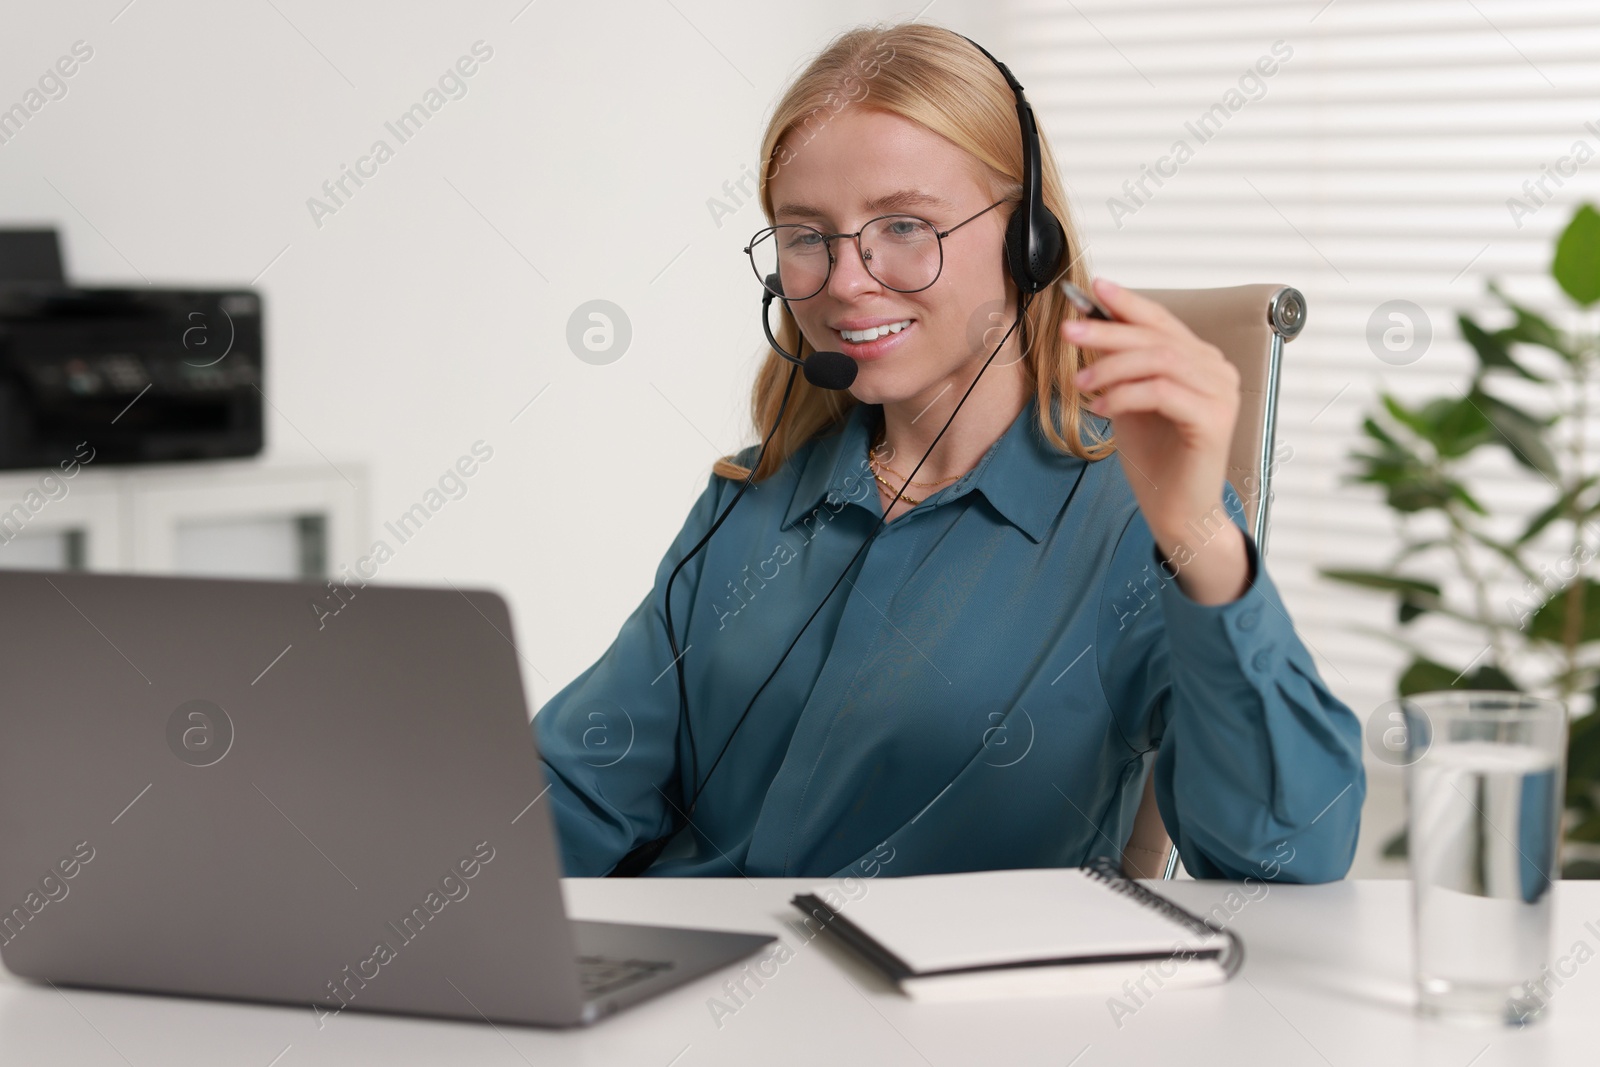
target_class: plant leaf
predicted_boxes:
[1526,578,1600,645]
[1553,202,1600,308]
[1387,481,1458,514]
[1448,480,1490,516]
[1568,692,1600,810]
[1393,537,1449,563]
[1345,450,1456,514]
[1429,395,1497,458]
[1398,657,1461,695]
[1519,476,1600,545]
[1473,388,1560,476]
[1398,655,1518,696]
[1465,663,1519,690]
[1567,812,1600,845]
[1488,279,1578,361]
[1458,314,1544,381]
[1380,394,1438,441]
[1361,416,1404,451]
[1318,569,1441,598]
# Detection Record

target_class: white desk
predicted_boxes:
[3,878,1597,1066]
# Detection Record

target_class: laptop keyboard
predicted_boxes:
[576,954,675,997]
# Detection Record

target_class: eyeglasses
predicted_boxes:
[744,199,1007,301]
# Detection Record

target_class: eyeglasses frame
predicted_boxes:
[744,197,1010,300]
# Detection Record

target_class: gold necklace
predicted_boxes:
[869,430,962,506]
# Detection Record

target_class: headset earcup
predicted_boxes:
[1006,201,1068,294]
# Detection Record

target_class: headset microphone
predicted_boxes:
[761,273,858,391]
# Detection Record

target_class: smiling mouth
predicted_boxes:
[837,318,915,345]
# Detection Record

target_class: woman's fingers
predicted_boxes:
[1075,346,1232,399]
[1089,374,1214,422]
[1062,317,1154,351]
[1060,277,1240,429]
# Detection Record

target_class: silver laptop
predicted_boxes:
[0,568,773,1027]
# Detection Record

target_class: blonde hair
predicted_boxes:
[712,20,1115,483]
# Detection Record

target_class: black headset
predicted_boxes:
[606,32,1067,876]
[957,33,1067,295]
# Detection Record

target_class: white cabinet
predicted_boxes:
[0,459,365,579]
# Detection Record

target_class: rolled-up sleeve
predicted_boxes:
[532,464,732,876]
[1096,480,1366,883]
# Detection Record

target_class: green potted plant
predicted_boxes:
[1322,202,1600,877]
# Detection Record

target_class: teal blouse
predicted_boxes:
[534,395,1366,881]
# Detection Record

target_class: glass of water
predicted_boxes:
[1402,690,1566,1025]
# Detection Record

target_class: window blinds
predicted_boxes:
[1004,0,1600,722]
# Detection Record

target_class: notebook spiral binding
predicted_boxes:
[1083,854,1246,979]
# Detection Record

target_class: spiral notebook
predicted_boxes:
[791,855,1245,1000]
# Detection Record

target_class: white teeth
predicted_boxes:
[840,319,912,343]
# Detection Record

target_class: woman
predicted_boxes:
[535,22,1365,882]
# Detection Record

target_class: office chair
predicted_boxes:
[1116,284,1308,880]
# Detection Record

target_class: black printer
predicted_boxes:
[0,228,264,470]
